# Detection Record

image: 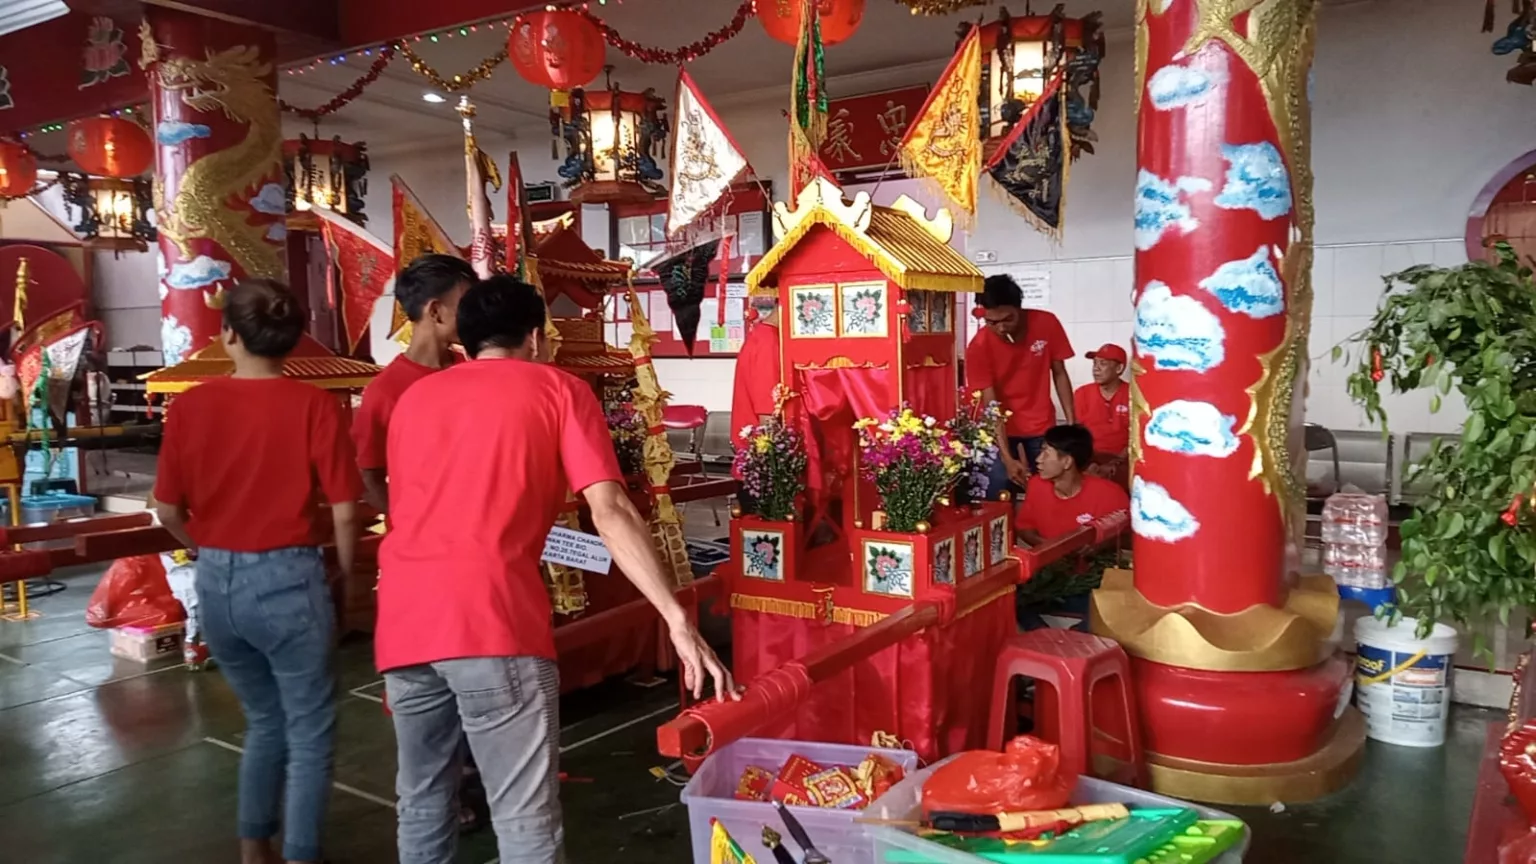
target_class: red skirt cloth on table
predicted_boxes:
[730,593,1015,764]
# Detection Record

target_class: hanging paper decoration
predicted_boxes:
[758,0,865,47]
[315,208,393,354]
[788,0,832,198]
[0,140,38,198]
[898,25,982,222]
[509,9,606,91]
[67,116,153,178]
[667,70,750,237]
[651,238,721,355]
[985,71,1068,238]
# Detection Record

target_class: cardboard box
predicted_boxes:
[110,623,185,664]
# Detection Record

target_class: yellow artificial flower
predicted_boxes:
[754,435,771,454]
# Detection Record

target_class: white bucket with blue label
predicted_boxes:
[1354,616,1459,747]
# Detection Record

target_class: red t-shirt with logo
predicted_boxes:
[965,311,1074,437]
[1016,475,1130,540]
[375,358,623,671]
[154,377,360,551]
[352,355,442,471]
[1074,381,1131,455]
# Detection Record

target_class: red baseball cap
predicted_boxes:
[1087,343,1128,364]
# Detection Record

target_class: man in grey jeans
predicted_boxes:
[375,276,736,864]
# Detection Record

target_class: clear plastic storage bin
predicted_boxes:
[863,757,1248,864]
[681,738,922,864]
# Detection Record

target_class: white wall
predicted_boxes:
[72,0,1506,432]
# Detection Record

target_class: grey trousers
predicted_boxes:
[385,656,563,864]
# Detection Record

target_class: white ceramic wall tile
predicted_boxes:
[1310,246,1335,322]
[1433,240,1468,268]
[1072,259,1119,323]
[1330,245,1386,317]
[1379,243,1416,278]
[1409,242,1439,266]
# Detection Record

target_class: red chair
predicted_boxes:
[662,405,710,461]
[986,628,1146,788]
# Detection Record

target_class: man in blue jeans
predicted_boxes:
[375,277,736,864]
[965,274,1076,498]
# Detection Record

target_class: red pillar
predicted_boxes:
[143,7,286,363]
[1092,0,1363,805]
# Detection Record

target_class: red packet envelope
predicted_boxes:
[734,765,773,802]
[771,754,824,806]
[804,767,868,810]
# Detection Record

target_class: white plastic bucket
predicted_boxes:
[1353,616,1459,747]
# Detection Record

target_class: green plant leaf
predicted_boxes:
[1491,531,1509,567]
[1430,394,1442,414]
[1331,345,1343,362]
[1444,511,1466,539]
[1467,413,1487,444]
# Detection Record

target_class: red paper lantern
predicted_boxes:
[509,9,606,91]
[757,0,865,47]
[0,141,38,198]
[67,116,153,178]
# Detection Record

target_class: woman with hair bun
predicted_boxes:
[153,278,361,864]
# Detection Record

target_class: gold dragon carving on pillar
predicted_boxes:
[625,286,694,588]
[140,24,285,286]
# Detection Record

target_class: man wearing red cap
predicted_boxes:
[1073,343,1130,487]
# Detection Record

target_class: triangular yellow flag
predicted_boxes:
[898,25,982,222]
[710,819,757,864]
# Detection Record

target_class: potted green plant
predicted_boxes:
[1342,242,1536,659]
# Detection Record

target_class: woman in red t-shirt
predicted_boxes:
[154,279,360,864]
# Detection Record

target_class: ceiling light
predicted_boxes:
[422,92,447,103]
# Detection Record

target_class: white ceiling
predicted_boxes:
[277,0,1132,154]
[0,0,65,38]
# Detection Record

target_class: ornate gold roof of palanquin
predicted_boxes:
[141,334,381,394]
[746,175,983,296]
[550,317,634,374]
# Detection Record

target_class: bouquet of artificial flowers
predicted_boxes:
[732,415,809,521]
[606,402,647,477]
[946,393,1006,503]
[854,406,966,532]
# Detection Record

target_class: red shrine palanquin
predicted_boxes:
[695,176,1020,763]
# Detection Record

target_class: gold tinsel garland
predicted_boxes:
[892,0,995,14]
[397,41,508,93]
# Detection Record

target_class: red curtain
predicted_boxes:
[731,593,1014,764]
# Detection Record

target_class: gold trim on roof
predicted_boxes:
[142,335,382,394]
[747,176,982,296]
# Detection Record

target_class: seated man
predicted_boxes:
[1015,424,1130,546]
[1073,343,1130,488]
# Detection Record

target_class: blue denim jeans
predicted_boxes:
[986,435,1045,499]
[386,656,563,864]
[197,546,337,863]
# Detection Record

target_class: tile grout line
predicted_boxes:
[203,736,396,809]
[559,703,677,755]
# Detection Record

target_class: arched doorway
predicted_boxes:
[1466,148,1536,263]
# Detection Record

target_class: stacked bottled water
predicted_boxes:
[1322,492,1389,589]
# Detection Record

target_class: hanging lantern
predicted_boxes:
[509,9,606,92]
[282,135,370,230]
[978,7,1104,155]
[0,141,39,198]
[551,69,668,206]
[758,0,866,46]
[59,172,156,253]
[66,116,154,178]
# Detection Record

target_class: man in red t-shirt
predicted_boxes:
[966,274,1075,497]
[352,254,475,513]
[1073,343,1131,487]
[377,276,735,864]
[731,299,782,439]
[1016,424,1130,546]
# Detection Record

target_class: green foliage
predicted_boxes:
[1341,243,1536,656]
[1018,547,1131,608]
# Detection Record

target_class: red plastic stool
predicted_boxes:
[986,628,1146,787]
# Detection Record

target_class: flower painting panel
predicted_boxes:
[790,285,836,338]
[742,529,786,581]
[840,282,887,338]
[863,540,915,598]
[932,536,955,586]
[989,516,1009,566]
[962,526,984,578]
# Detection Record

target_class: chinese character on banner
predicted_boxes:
[815,85,929,173]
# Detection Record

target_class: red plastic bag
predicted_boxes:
[922,736,1074,816]
[86,554,186,629]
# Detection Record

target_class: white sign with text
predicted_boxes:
[541,526,614,574]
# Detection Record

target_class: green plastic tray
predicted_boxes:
[883,808,1199,864]
[1135,820,1245,864]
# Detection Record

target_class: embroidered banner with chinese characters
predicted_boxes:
[817,85,929,174]
[985,71,1069,238]
[898,26,982,221]
[316,209,393,353]
[668,70,750,237]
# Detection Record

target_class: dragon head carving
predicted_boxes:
[153,45,274,123]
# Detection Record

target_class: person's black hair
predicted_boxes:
[457,275,547,359]
[223,278,305,359]
[978,274,1023,309]
[1044,424,1095,473]
[396,254,475,322]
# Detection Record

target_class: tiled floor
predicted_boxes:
[0,561,1496,863]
